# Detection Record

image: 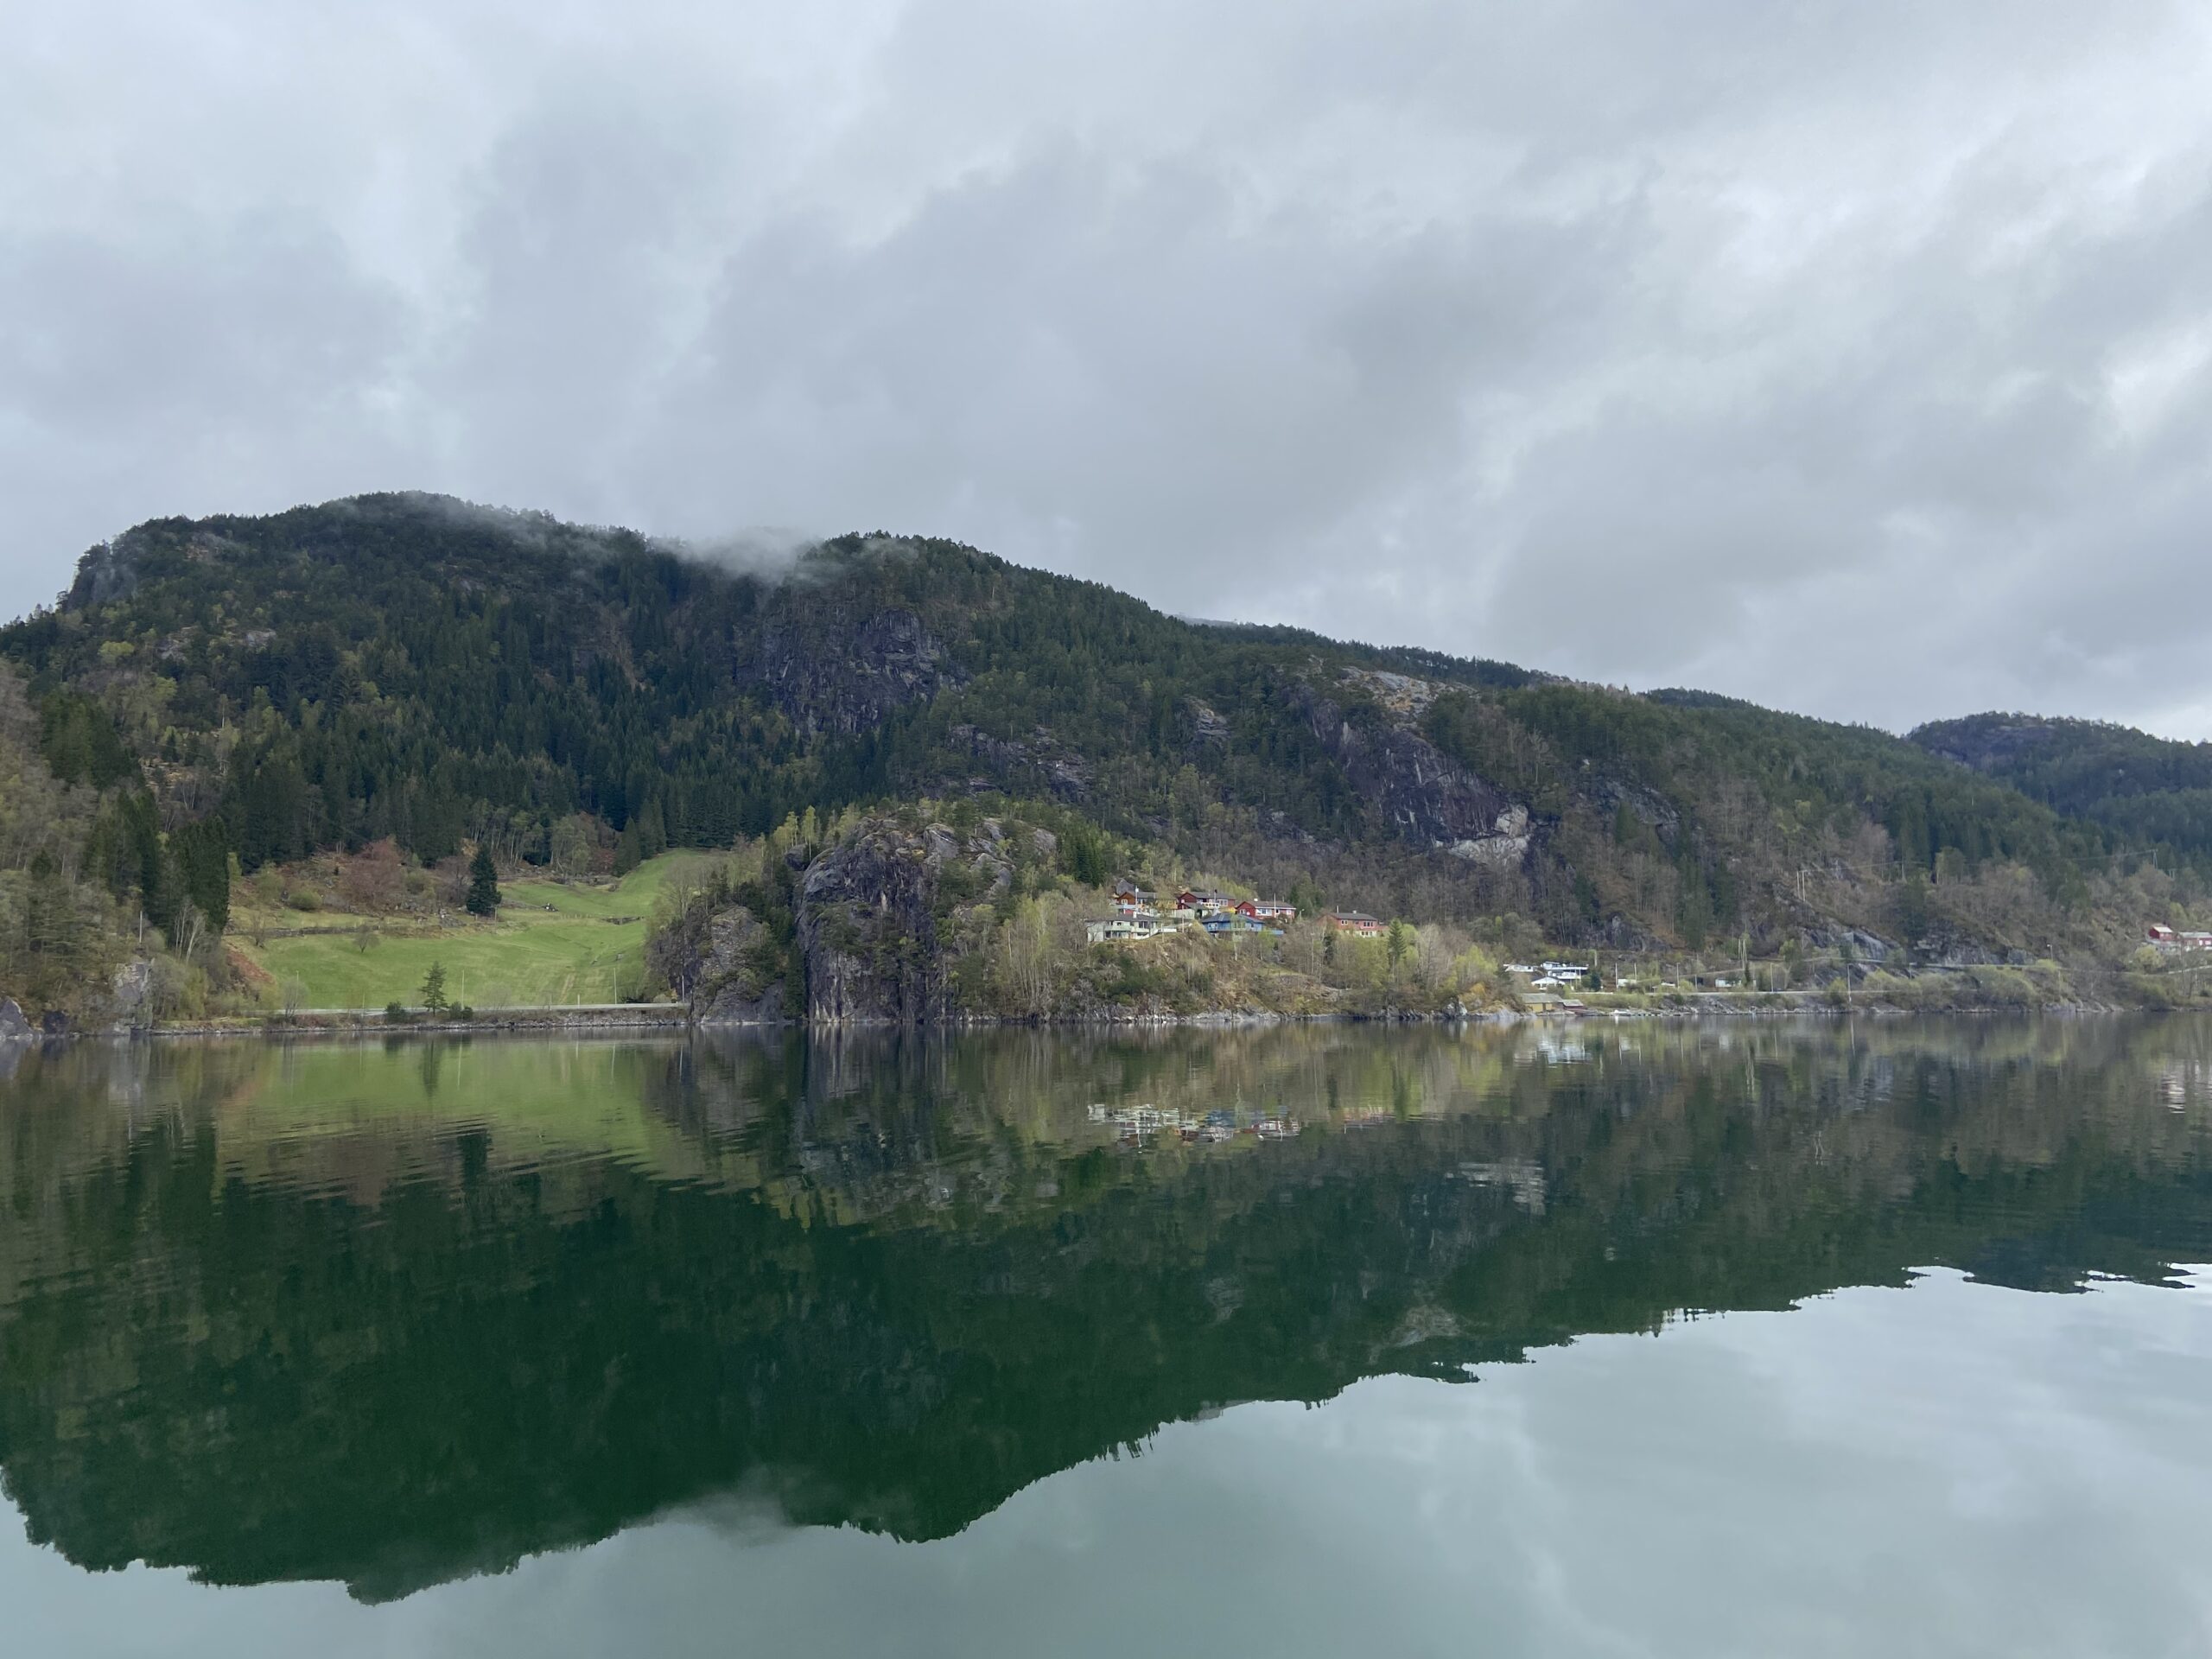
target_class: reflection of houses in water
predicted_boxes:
[1088,1102,1202,1141]
[1454,1158,1548,1214]
[1084,1103,1297,1143]
[1516,1033,1588,1066]
[2153,1060,2212,1111]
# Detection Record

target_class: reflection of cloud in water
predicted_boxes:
[11,1274,2206,1657]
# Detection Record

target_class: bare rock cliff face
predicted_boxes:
[648,899,791,1025]
[649,817,1018,1027]
[693,908,790,1026]
[797,818,1013,1024]
[798,823,952,1024]
[1293,685,1531,867]
[943,723,1091,802]
[752,604,957,738]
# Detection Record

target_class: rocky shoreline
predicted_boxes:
[13,999,2150,1048]
[2,965,2154,1050]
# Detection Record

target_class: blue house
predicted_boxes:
[1202,914,1281,938]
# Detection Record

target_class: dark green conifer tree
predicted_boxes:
[466,845,500,917]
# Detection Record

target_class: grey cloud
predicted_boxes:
[1,0,2209,734]
[636,144,1609,589]
[0,210,413,600]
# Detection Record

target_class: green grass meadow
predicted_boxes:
[238,852,716,1010]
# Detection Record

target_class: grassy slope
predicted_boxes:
[235,853,715,1009]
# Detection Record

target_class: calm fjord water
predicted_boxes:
[3,1020,2209,1657]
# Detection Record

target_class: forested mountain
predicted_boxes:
[6,495,1564,872]
[1911,713,2212,870]
[0,493,2198,1022]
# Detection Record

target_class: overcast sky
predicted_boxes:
[4,3,2211,734]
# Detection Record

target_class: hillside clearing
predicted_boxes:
[237,853,716,1010]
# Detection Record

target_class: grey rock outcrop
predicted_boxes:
[1185,698,1231,747]
[1809,925,1897,968]
[0,998,31,1044]
[1292,683,1530,863]
[944,723,1090,801]
[110,960,155,1027]
[795,817,1016,1024]
[649,816,1020,1027]
[1442,805,1532,869]
[798,822,954,1025]
[693,909,791,1026]
[650,897,793,1025]
[754,604,955,737]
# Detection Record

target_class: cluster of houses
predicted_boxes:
[1087,885,1300,944]
[1084,886,1402,948]
[2147,924,2212,951]
[1503,959,1593,991]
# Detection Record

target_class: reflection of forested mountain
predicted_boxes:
[2,1021,2209,1602]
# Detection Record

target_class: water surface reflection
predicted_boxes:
[2,1017,2209,1614]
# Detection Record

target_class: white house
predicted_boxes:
[1087,918,1161,944]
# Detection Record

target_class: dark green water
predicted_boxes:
[3,1018,2210,1656]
